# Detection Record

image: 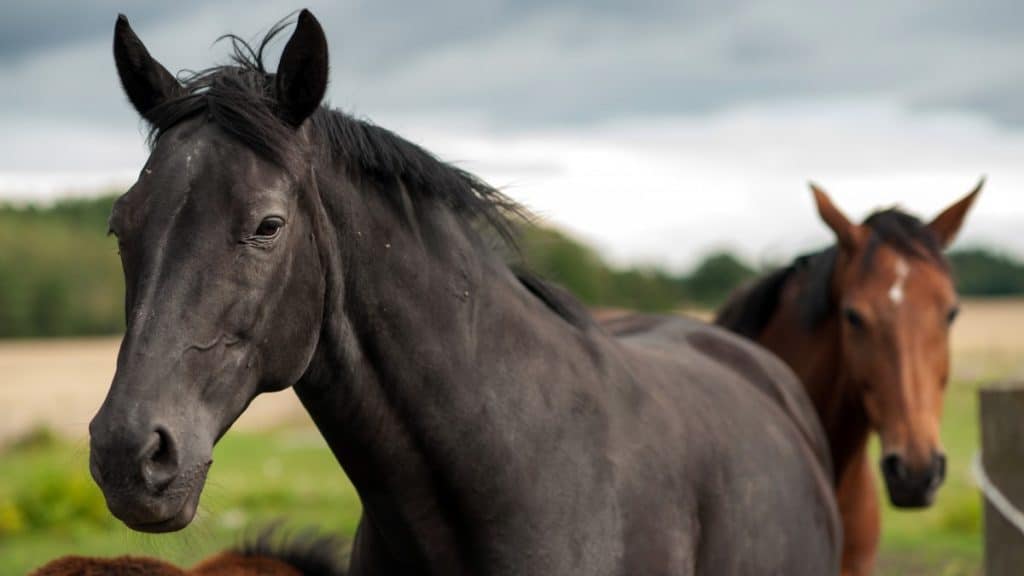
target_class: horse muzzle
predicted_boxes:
[89,417,210,532]
[880,451,946,508]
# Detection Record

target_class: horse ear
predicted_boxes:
[809,183,865,250]
[276,10,329,126]
[113,14,182,122]
[928,177,983,249]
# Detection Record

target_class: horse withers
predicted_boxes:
[88,11,840,575]
[716,182,980,576]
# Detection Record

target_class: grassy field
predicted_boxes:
[0,429,361,574]
[0,396,987,575]
[3,299,1024,573]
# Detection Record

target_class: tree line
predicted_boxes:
[2,194,1023,338]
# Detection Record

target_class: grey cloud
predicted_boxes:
[0,1,210,61]
[254,0,1024,128]
[2,0,1024,132]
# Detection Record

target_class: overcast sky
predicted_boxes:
[2,1,1022,269]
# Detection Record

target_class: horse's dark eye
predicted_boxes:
[946,305,961,326]
[842,307,866,330]
[254,216,285,238]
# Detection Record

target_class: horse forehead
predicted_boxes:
[153,126,228,174]
[853,247,945,305]
[152,120,276,176]
[854,255,950,393]
[845,248,901,297]
[896,254,954,306]
[885,255,911,306]
[146,132,283,205]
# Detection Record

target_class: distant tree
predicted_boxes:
[606,268,687,312]
[948,248,1024,296]
[682,251,757,308]
[0,194,123,338]
[519,226,612,304]
[3,196,1024,339]
[519,225,687,312]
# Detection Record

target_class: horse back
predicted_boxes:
[602,313,832,477]
[600,313,840,574]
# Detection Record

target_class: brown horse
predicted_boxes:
[716,181,981,576]
[31,528,345,575]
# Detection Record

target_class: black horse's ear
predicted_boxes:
[113,14,182,122]
[276,10,329,126]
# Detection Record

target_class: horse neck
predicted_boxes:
[760,273,871,483]
[292,168,587,572]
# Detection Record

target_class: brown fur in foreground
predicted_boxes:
[32,552,299,575]
[30,527,344,575]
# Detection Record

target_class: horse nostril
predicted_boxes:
[141,427,179,491]
[933,452,947,481]
[882,454,908,481]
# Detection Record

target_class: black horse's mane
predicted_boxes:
[141,18,598,329]
[143,18,523,245]
[715,208,947,338]
[236,524,347,575]
[516,270,595,329]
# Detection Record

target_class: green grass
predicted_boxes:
[0,378,990,574]
[0,428,360,574]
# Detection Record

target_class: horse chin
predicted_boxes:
[884,481,938,509]
[127,497,199,533]
[115,461,211,534]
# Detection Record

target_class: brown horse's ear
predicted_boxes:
[276,10,329,126]
[809,183,865,251]
[113,14,182,122]
[928,177,984,249]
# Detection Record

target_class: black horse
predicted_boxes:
[90,11,840,575]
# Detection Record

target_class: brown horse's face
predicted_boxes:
[811,182,980,508]
[835,244,956,507]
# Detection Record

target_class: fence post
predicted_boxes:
[980,384,1024,576]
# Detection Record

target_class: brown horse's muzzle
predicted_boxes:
[89,411,210,532]
[880,452,946,508]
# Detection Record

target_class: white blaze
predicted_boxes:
[889,258,910,305]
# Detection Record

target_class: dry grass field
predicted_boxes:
[0,339,309,445]
[4,298,1022,445]
[1,298,1023,574]
[949,298,1024,381]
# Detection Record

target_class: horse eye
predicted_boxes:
[842,307,866,330]
[946,305,961,326]
[254,216,285,238]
